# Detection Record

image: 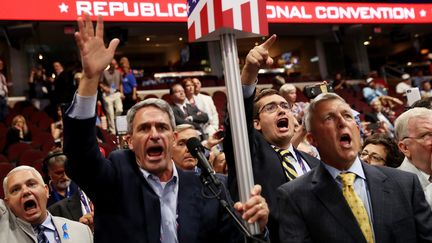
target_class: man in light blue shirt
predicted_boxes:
[63,14,270,243]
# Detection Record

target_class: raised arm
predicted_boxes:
[74,14,119,96]
[240,34,276,86]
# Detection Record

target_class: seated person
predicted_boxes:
[3,115,32,154]
[170,83,208,132]
[50,105,64,147]
[365,99,394,135]
[421,80,432,98]
[43,149,78,207]
[331,72,347,90]
[363,78,402,107]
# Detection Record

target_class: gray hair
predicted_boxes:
[175,124,195,133]
[304,92,346,132]
[3,166,45,197]
[394,107,432,141]
[126,98,176,133]
[279,83,296,94]
[45,152,67,170]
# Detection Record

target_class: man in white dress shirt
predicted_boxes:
[192,78,219,136]
[395,107,432,208]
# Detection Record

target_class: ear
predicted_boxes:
[173,131,178,144]
[44,184,49,198]
[124,135,133,150]
[306,132,317,147]
[398,140,411,158]
[253,119,261,130]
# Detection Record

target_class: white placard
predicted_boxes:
[406,87,421,107]
[115,116,128,135]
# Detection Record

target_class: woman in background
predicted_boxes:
[3,115,32,154]
[360,133,403,168]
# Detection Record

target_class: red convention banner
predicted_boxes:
[0,0,431,23]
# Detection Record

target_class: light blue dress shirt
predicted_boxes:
[66,92,97,119]
[141,165,179,243]
[242,82,257,99]
[322,157,375,236]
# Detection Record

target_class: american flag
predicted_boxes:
[187,0,268,42]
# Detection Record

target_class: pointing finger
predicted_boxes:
[260,34,277,50]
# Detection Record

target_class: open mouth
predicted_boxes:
[276,118,289,129]
[23,199,37,212]
[147,146,164,157]
[340,134,352,147]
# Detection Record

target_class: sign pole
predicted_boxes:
[220,32,259,235]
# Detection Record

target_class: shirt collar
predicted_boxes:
[175,100,189,108]
[34,212,56,232]
[412,161,432,184]
[140,161,178,184]
[323,156,366,180]
[419,170,432,184]
[287,144,296,159]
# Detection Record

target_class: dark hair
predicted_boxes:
[363,133,404,168]
[253,88,280,118]
[169,82,182,95]
[411,97,432,110]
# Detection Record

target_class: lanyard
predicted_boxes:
[78,189,93,214]
[293,150,308,174]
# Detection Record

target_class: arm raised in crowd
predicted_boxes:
[75,14,119,96]
[241,34,276,85]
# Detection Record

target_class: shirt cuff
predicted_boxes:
[254,227,269,241]
[66,92,97,119]
[242,79,258,98]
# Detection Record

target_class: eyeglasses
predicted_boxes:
[403,131,432,145]
[359,150,385,164]
[258,102,291,114]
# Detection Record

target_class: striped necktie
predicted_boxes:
[183,105,188,117]
[34,225,49,243]
[274,147,298,181]
[339,172,374,243]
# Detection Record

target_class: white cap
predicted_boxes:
[401,73,411,80]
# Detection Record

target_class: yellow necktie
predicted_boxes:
[339,172,374,243]
[274,147,298,180]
